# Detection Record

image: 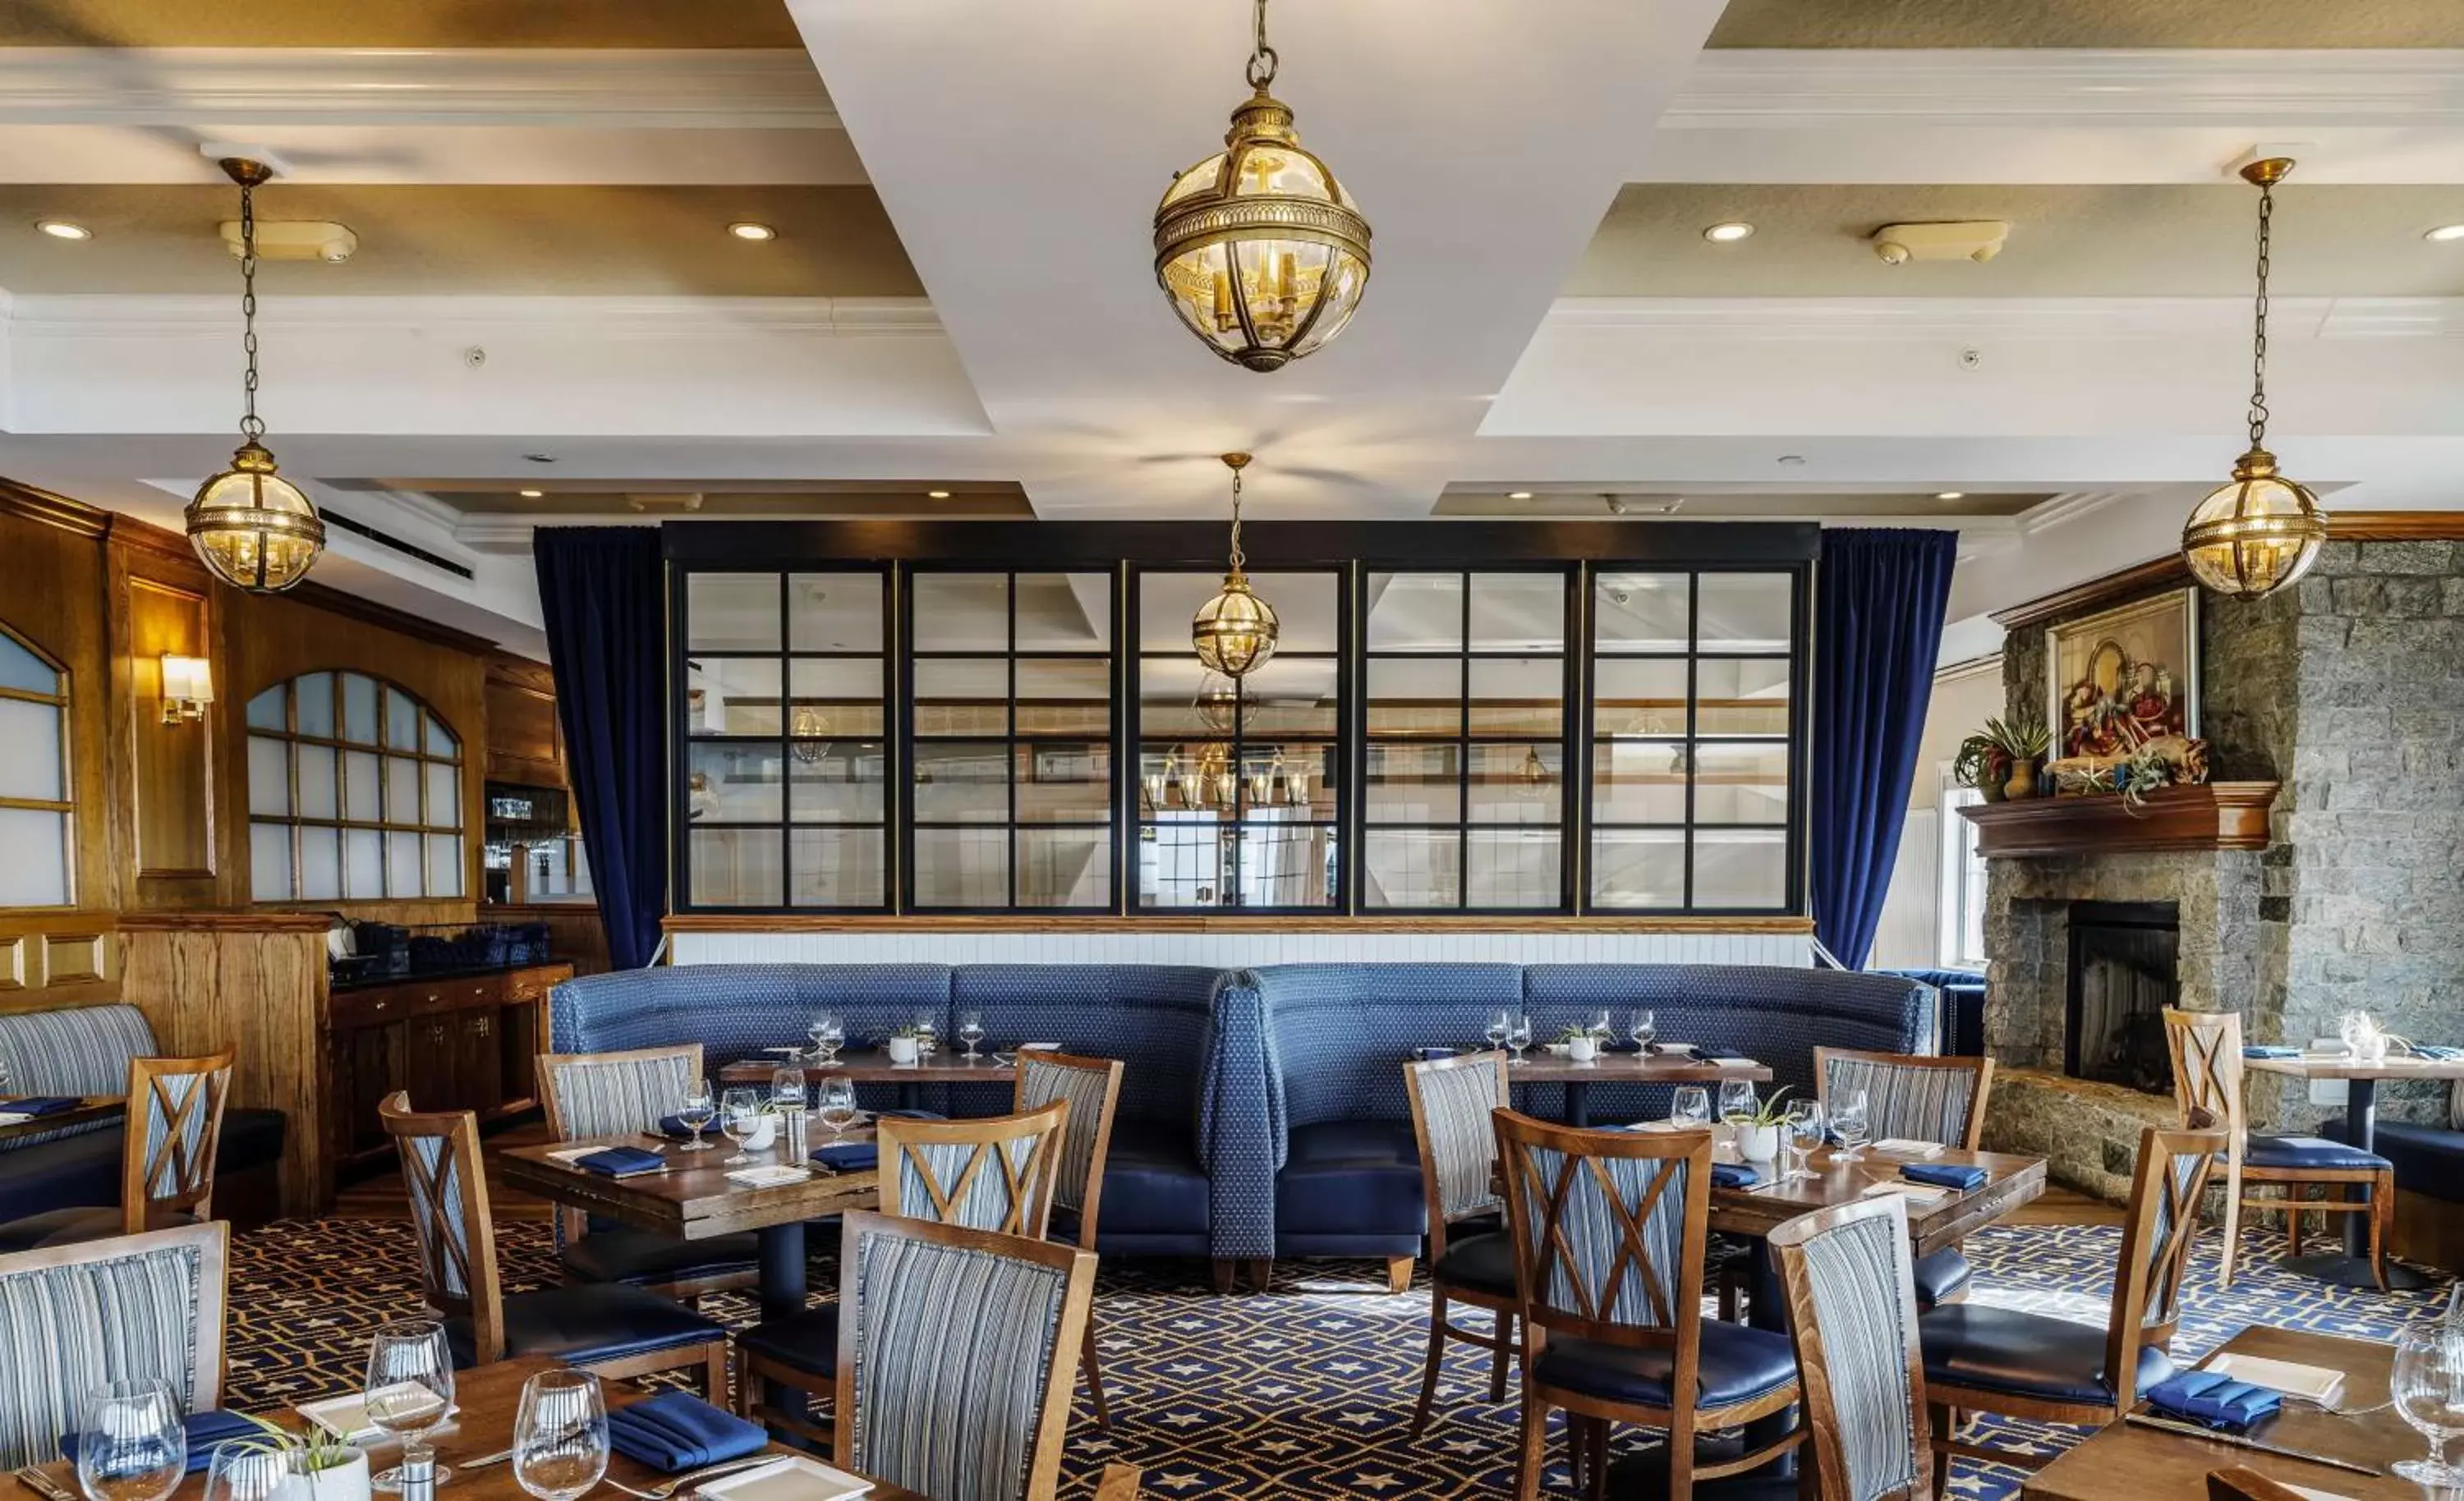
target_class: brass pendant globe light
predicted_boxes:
[2180,158,2328,599]
[1192,452,1279,677]
[186,157,324,593]
[1153,0,1371,372]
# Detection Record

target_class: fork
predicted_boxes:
[598,1457,779,1499]
[13,1467,76,1501]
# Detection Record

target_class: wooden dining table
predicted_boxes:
[719,1049,1020,1111]
[0,1095,123,1145]
[2243,1052,2464,1290]
[1504,1049,1773,1127]
[0,1355,926,1501]
[2024,1326,2427,1500]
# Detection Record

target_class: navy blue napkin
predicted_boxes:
[1708,1162,1764,1189]
[655,1113,714,1140]
[2241,1044,2301,1059]
[1409,1047,1460,1062]
[0,1095,81,1117]
[2144,1370,2282,1433]
[811,1142,879,1171]
[605,1393,767,1472]
[576,1145,665,1177]
[59,1411,263,1475]
[1902,1163,1988,1192]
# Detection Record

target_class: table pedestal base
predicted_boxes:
[2278,1251,2425,1291]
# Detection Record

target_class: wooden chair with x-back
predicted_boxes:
[0,1047,236,1252]
[1015,1049,1125,1430]
[1814,1047,1995,1311]
[1769,1192,1935,1501]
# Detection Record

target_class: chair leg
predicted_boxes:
[1489,1310,1513,1405]
[2370,1173,2393,1292]
[1211,1259,1238,1294]
[1386,1255,1414,1295]
[2286,1188,2305,1258]
[2218,1166,2243,1289]
[1666,1409,1694,1501]
[1409,1286,1450,1438]
[1928,1405,1955,1499]
[1565,1415,1585,1495]
[1080,1308,1113,1431]
[1246,1258,1274,1292]
[731,1347,756,1418]
[1586,1416,1610,1501]
[1513,1387,1548,1501]
[702,1342,728,1402]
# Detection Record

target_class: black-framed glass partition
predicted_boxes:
[665,521,1812,918]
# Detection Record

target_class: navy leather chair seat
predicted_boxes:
[735,1306,839,1379]
[1533,1322,1797,1409]
[0,1106,286,1223]
[2244,1135,2390,1172]
[1919,1305,2175,1405]
[1911,1247,1973,1308]
[2331,1118,2464,1204]
[1273,1119,1426,1252]
[443,1285,726,1370]
[1075,1125,1211,1255]
[1433,1230,1516,1298]
[559,1228,761,1288]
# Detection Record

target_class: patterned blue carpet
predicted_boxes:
[224,1218,2449,1498]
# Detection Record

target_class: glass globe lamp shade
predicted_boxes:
[1155,92,1371,373]
[2181,447,2328,599]
[186,441,325,593]
[1192,571,1280,677]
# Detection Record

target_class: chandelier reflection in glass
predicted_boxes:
[2181,157,2329,599]
[1153,0,1371,372]
[185,157,325,593]
[1192,452,1280,677]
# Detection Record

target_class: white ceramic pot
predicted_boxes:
[887,1035,922,1065]
[1738,1123,1781,1165]
[1566,1036,1598,1063]
[295,1450,372,1501]
[742,1115,779,1151]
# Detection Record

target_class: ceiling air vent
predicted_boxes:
[319,509,475,581]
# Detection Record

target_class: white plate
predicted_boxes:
[1872,1139,1944,1158]
[725,1164,813,1189]
[1650,1044,1701,1057]
[2202,1352,2347,1406]
[297,1389,458,1445]
[697,1456,871,1501]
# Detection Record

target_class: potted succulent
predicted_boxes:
[1726,1087,1795,1166]
[886,1026,922,1066]
[1983,711,2053,800]
[1556,1024,1599,1064]
[231,1415,371,1501]
[1954,731,2010,803]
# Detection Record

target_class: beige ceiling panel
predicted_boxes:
[1709,0,2464,49]
[1572,183,2464,298]
[0,0,802,48]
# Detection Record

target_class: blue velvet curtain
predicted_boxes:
[533,528,667,971]
[1811,528,1959,970]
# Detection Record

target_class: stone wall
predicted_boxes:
[1980,1066,2180,1202]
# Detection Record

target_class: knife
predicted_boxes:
[2122,1412,2384,1479]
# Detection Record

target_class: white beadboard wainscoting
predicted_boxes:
[669,928,1813,969]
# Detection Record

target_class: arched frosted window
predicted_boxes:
[0,626,72,907]
[246,672,465,901]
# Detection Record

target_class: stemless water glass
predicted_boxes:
[815,1076,857,1142]
[1628,1009,1656,1053]
[511,1370,609,1501]
[1718,1079,1759,1126]
[365,1320,455,1492]
[1485,1011,1511,1053]
[75,1380,182,1501]
[913,1012,940,1061]
[202,1443,293,1501]
[1831,1089,1872,1162]
[1784,1100,1827,1181]
[1671,1086,1711,1129]
[2391,1323,2464,1488]
[1506,1012,1534,1065]
[718,1086,765,1165]
[957,1009,986,1061]
[675,1077,716,1152]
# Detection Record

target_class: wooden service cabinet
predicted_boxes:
[325,962,568,1184]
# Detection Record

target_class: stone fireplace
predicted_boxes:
[2066,901,2178,1095]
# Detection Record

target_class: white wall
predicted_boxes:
[1867,658,2003,971]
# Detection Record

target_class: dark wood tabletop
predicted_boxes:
[1703,1142,2045,1256]
[0,1095,123,1145]
[2,1356,926,1501]
[1504,1050,1775,1086]
[719,1049,1021,1086]
[494,1129,882,1241]
[2024,1326,2424,1500]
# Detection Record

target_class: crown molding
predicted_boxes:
[7,296,945,340]
[0,47,838,130]
[2016,491,2138,535]
[0,477,110,537]
[1670,48,2464,130]
[2327,511,2464,539]
[1544,296,2464,342]
[1991,555,2194,631]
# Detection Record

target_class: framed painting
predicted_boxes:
[2046,588,2200,760]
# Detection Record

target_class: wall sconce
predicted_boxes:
[159,654,214,723]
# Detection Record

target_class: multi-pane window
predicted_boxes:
[246,672,464,901]
[1135,571,1341,909]
[0,626,73,907]
[907,571,1114,910]
[684,571,890,909]
[1588,571,1794,911]
[1362,571,1568,910]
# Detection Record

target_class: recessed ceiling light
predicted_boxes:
[2426,224,2464,243]
[35,219,90,241]
[728,222,777,241]
[1777,454,1806,466]
[519,489,544,498]
[1935,490,1966,501]
[1507,491,1534,500]
[1702,222,1755,243]
[926,489,952,499]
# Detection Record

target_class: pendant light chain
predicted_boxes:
[1227,461,1248,573]
[1247,0,1278,90]
[238,176,264,443]
[2247,176,2272,452]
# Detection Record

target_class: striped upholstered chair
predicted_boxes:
[1402,1049,1520,1434]
[1016,1050,1124,1430]
[1769,1193,1935,1501]
[0,1049,235,1251]
[0,1220,228,1468]
[831,1210,1097,1501]
[379,1092,730,1390]
[733,1103,1069,1447]
[1814,1048,1994,1311]
[1496,1109,1800,1501]
[535,1044,758,1295]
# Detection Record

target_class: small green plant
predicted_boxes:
[1555,1024,1595,1044]
[235,1412,359,1475]
[1952,732,2003,790]
[891,1025,921,1039]
[1722,1086,1795,1127]
[1982,710,2051,762]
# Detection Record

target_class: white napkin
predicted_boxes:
[726,1164,812,1189]
[1873,1138,1944,1158]
[1859,1180,1953,1203]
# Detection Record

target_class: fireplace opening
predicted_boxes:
[2064,900,2180,1095]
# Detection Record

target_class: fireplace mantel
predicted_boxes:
[1958,782,2279,859]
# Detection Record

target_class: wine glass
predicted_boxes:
[1718,1079,1759,1126]
[957,1009,986,1061]
[1784,1100,1827,1182]
[1832,1089,1872,1162]
[1628,1009,1656,1053]
[75,1380,182,1501]
[815,1076,857,1143]
[364,1320,455,1492]
[675,1077,715,1152]
[2391,1324,2464,1488]
[511,1370,609,1501]
[1671,1086,1711,1129]
[808,1014,844,1067]
[718,1086,765,1165]
[1506,1012,1534,1066]
[1586,1009,1612,1044]
[769,1066,807,1114]
[1485,1010,1511,1053]
[202,1444,293,1501]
